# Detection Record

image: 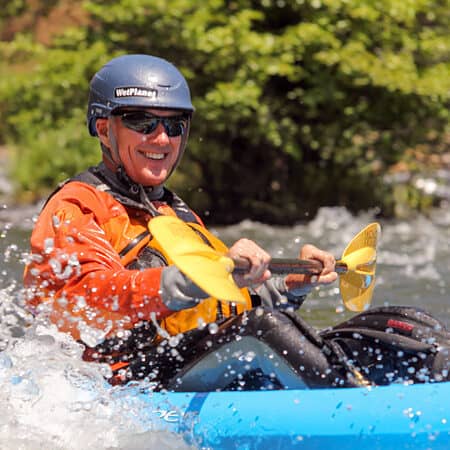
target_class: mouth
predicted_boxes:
[140,151,167,161]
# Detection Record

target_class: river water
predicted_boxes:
[0,205,449,449]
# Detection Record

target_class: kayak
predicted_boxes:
[132,381,450,449]
[113,304,450,449]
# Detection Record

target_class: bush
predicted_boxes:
[1,0,449,222]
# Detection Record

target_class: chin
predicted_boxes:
[135,170,168,187]
[140,175,168,187]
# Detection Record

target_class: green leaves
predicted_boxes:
[1,0,449,221]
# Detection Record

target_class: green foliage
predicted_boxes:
[0,32,110,198]
[11,110,100,201]
[0,0,27,23]
[1,0,449,222]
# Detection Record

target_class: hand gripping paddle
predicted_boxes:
[148,216,380,312]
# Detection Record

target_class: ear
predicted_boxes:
[95,118,111,147]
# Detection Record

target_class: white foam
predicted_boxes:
[0,293,192,450]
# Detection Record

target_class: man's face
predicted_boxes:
[101,108,186,186]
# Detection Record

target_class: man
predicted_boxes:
[24,54,338,389]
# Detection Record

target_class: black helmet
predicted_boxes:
[87,54,194,136]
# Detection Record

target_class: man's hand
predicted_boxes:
[285,244,338,293]
[227,239,271,288]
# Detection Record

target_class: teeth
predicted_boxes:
[142,152,165,160]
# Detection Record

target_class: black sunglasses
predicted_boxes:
[116,111,188,137]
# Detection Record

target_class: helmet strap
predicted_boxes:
[108,120,122,164]
[166,116,191,178]
[100,119,122,170]
[100,143,117,167]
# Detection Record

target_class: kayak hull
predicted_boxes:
[136,382,450,449]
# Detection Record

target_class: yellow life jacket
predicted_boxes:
[120,207,253,337]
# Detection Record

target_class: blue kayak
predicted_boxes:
[135,382,450,449]
[120,305,450,448]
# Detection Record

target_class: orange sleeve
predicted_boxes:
[24,182,172,338]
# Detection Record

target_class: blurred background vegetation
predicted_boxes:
[0,0,449,224]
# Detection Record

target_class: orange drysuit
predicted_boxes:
[24,169,252,353]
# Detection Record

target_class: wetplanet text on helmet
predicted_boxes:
[115,86,158,99]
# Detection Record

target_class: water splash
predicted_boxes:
[0,205,449,447]
[0,289,192,450]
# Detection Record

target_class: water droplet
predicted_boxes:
[44,238,54,254]
[0,352,12,369]
[197,318,206,329]
[208,323,219,335]
[76,297,87,309]
[52,215,61,228]
[243,351,256,363]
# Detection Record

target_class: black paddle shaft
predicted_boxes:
[234,258,348,275]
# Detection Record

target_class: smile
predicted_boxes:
[141,152,167,160]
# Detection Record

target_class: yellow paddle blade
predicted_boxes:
[148,216,247,304]
[339,222,380,312]
[188,222,230,254]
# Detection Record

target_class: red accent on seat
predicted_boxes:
[387,319,414,332]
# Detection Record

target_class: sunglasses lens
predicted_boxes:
[120,112,186,137]
[121,112,158,134]
[164,119,185,137]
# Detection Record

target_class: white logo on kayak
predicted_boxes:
[153,409,180,423]
[115,86,158,99]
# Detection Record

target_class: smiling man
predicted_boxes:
[96,108,188,186]
[24,54,338,389]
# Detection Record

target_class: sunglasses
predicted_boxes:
[116,111,188,137]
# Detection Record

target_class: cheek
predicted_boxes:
[116,131,140,161]
[118,145,134,165]
[170,140,182,160]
